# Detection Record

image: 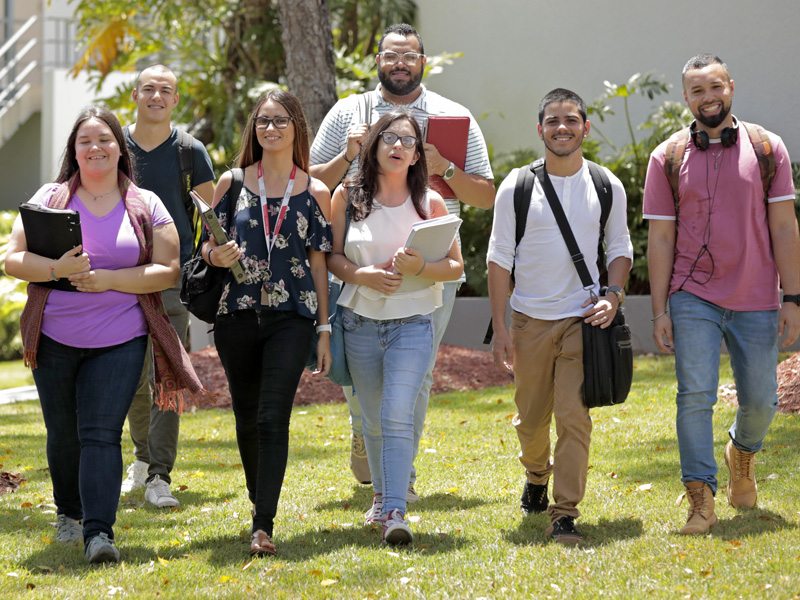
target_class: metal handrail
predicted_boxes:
[0,14,37,59]
[0,60,37,105]
[0,37,35,82]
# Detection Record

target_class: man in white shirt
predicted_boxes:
[487,88,632,543]
[311,23,494,496]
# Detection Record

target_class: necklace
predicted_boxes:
[709,146,724,170]
[81,184,118,201]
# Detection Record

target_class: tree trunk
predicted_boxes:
[276,0,338,133]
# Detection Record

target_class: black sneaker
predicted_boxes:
[546,516,582,544]
[520,480,548,515]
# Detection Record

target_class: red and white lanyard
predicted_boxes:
[257,161,296,267]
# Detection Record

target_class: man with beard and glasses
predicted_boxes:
[488,88,632,544]
[310,23,494,501]
[644,54,800,535]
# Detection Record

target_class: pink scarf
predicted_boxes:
[20,173,214,412]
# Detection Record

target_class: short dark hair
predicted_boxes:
[135,63,177,92]
[236,89,311,172]
[538,88,587,125]
[349,108,428,223]
[682,53,729,84]
[378,23,424,55]
[56,105,133,183]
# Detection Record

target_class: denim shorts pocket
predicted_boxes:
[342,307,359,332]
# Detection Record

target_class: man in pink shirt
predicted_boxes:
[644,54,800,535]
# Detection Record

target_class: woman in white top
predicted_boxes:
[328,108,463,545]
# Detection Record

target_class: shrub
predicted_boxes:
[0,211,25,360]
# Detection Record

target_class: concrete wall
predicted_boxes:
[0,112,41,207]
[417,0,800,159]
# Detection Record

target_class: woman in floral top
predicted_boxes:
[201,90,332,557]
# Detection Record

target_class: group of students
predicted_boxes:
[9,22,799,564]
[7,74,462,561]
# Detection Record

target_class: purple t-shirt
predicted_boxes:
[643,125,795,311]
[29,183,173,348]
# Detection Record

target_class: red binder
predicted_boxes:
[424,116,469,199]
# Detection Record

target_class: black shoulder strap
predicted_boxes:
[227,168,244,225]
[176,130,195,211]
[483,160,538,344]
[532,161,594,289]
[586,160,612,275]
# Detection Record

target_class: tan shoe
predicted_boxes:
[350,433,371,484]
[677,482,717,535]
[725,440,757,508]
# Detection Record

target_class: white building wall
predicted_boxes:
[417,0,800,159]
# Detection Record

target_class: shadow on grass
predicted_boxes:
[315,488,499,514]
[504,514,644,548]
[709,507,797,540]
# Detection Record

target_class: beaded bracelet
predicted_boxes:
[49,263,58,282]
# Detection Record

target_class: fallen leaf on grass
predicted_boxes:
[637,483,653,492]
[400,577,411,585]
[309,570,323,577]
[178,485,189,491]
[36,566,53,573]
[40,536,52,544]
[321,579,337,586]
[218,576,230,583]
[158,557,169,565]
[766,473,779,480]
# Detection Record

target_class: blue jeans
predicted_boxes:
[344,281,457,484]
[33,334,147,545]
[215,309,314,537]
[342,308,433,515]
[670,291,779,493]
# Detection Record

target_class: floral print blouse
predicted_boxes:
[212,182,332,320]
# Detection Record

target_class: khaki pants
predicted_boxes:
[510,311,592,522]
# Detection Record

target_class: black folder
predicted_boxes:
[19,202,83,292]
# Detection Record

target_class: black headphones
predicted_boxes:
[690,117,738,151]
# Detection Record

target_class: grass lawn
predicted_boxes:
[1,355,799,599]
[0,359,34,389]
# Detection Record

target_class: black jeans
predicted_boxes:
[33,334,147,545]
[215,309,314,536]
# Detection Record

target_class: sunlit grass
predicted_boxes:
[1,354,799,598]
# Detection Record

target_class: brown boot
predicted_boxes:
[725,440,757,508]
[677,482,717,535]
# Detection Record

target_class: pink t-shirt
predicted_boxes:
[643,125,795,311]
[29,183,173,348]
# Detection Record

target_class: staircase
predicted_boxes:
[0,14,40,147]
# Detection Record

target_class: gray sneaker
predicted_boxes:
[84,533,120,564]
[406,485,420,503]
[56,514,82,543]
[144,475,179,508]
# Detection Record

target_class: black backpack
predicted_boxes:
[483,158,612,344]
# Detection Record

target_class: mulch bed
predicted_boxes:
[190,344,514,409]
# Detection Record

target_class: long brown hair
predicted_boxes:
[349,108,428,222]
[235,89,310,171]
[55,105,134,184]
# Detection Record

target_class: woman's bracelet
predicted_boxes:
[207,247,214,266]
[414,260,426,276]
[651,310,668,322]
[316,324,332,334]
[342,150,355,164]
[49,263,58,282]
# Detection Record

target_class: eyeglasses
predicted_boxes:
[378,51,425,66]
[254,115,292,130]
[379,131,417,149]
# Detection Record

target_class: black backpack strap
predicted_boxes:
[177,130,197,243]
[483,160,538,345]
[227,168,244,232]
[586,160,612,275]
[532,161,595,290]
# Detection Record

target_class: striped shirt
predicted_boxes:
[310,85,494,282]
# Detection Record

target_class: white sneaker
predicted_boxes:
[84,532,120,563]
[382,509,413,546]
[121,460,149,493]
[406,485,420,503]
[144,475,179,508]
[55,514,82,543]
[364,493,383,525]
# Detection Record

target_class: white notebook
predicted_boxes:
[397,214,462,294]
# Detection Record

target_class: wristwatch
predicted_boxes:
[783,294,800,306]
[607,286,625,305]
[442,161,455,180]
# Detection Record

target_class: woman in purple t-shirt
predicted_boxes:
[6,106,182,564]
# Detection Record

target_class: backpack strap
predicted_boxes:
[740,121,776,201]
[664,127,691,214]
[227,168,244,230]
[586,160,612,275]
[176,129,197,237]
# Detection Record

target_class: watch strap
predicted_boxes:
[783,294,800,306]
